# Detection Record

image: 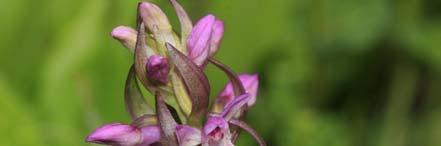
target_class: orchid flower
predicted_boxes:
[86,0,266,146]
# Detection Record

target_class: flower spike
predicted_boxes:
[87,2,265,146]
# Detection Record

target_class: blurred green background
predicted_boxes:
[1,0,441,145]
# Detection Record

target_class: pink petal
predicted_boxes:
[218,74,259,107]
[220,93,250,120]
[208,20,224,57]
[139,126,161,146]
[86,123,142,146]
[186,14,216,66]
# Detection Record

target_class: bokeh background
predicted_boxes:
[1,0,441,145]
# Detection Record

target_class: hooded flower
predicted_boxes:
[216,74,259,110]
[186,14,224,67]
[86,123,160,146]
[86,1,265,146]
[203,117,233,146]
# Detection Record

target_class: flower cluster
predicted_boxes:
[85,1,265,146]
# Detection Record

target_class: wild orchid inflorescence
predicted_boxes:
[85,1,266,146]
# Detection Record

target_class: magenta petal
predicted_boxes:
[176,125,202,146]
[86,123,142,146]
[139,126,161,146]
[208,20,224,57]
[146,55,170,84]
[218,74,259,107]
[186,14,216,66]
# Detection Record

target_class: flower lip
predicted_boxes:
[202,117,234,146]
[203,117,229,136]
[208,127,224,141]
[175,125,202,146]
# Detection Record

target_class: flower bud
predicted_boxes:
[208,20,224,57]
[146,55,170,84]
[139,2,182,55]
[86,123,161,146]
[86,123,142,146]
[111,26,137,52]
[187,14,216,66]
[139,2,172,32]
[217,74,259,108]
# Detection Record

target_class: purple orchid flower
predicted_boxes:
[86,1,266,146]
